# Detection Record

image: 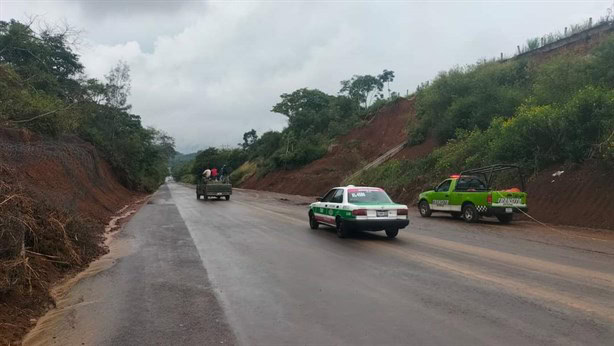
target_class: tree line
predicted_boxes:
[171,69,399,183]
[0,19,175,191]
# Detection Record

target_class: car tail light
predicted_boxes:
[397,209,408,215]
[352,209,367,216]
[487,194,492,204]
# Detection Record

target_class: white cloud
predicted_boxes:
[2,1,611,152]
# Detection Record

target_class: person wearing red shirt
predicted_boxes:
[211,167,218,180]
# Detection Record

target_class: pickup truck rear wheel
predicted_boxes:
[336,217,350,238]
[462,204,479,223]
[385,228,399,239]
[196,193,201,200]
[497,214,513,224]
[308,211,319,230]
[225,195,230,201]
[419,200,432,217]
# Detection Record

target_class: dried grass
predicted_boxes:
[0,164,104,298]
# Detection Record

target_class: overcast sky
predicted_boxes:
[1,1,611,152]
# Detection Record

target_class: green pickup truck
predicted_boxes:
[196,179,232,200]
[417,164,528,223]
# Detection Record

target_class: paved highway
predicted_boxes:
[25,182,614,345]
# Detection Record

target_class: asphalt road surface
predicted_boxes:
[25,182,614,345]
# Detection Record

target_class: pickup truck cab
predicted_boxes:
[309,185,409,239]
[417,164,528,223]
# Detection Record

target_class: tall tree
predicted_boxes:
[104,60,131,109]
[241,129,258,149]
[271,88,332,118]
[377,69,395,98]
[339,74,384,108]
[0,19,83,98]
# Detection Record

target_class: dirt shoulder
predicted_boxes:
[0,127,144,345]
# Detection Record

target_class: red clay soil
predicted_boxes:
[388,160,614,231]
[524,160,614,230]
[241,97,416,196]
[0,128,136,222]
[0,127,138,344]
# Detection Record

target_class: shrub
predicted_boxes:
[229,161,258,185]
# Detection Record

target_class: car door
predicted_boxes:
[431,179,452,211]
[450,177,469,212]
[315,189,338,224]
[325,189,344,218]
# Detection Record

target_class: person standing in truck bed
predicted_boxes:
[211,167,218,181]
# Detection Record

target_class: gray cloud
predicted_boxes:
[76,0,197,16]
[2,1,610,152]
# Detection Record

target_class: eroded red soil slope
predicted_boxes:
[525,161,614,230]
[0,127,138,344]
[241,98,417,196]
[0,128,136,221]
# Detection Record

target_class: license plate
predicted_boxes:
[505,208,512,213]
[376,210,387,217]
[216,192,223,195]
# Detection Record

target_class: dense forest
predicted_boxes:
[0,19,174,191]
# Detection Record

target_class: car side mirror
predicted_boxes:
[432,186,437,192]
[316,197,322,201]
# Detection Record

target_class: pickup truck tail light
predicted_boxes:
[487,194,492,204]
[397,209,408,215]
[352,209,367,216]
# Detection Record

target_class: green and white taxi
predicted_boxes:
[308,185,409,239]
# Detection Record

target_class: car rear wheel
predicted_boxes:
[419,200,432,217]
[309,212,319,230]
[462,204,479,223]
[385,228,399,239]
[336,217,350,238]
[497,213,513,224]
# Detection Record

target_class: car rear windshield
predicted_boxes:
[348,189,392,204]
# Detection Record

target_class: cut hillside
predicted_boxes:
[0,127,139,344]
[0,128,136,219]
[241,22,614,233]
[240,98,419,196]
[377,161,614,231]
[524,161,614,230]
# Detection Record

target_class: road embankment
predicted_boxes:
[0,127,142,344]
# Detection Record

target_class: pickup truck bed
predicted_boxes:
[197,180,232,200]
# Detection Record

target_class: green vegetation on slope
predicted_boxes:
[353,34,614,193]
[172,70,401,183]
[0,19,174,191]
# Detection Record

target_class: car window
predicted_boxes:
[455,178,469,191]
[456,177,486,191]
[469,178,486,190]
[330,189,344,203]
[436,179,452,192]
[321,189,336,202]
[347,188,392,204]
